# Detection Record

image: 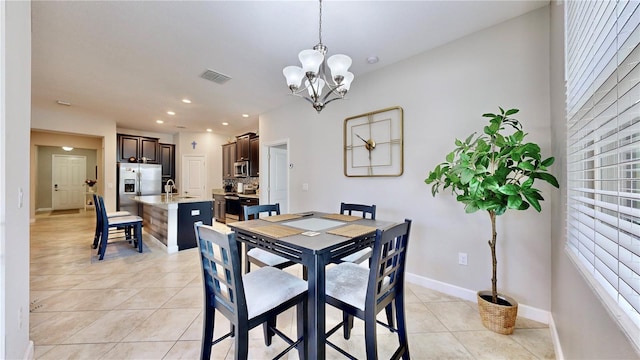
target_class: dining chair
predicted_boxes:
[324,219,412,360]
[95,195,144,260]
[194,221,307,360]
[91,193,132,249]
[338,202,377,264]
[243,203,297,273]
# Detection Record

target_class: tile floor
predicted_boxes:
[30,210,556,359]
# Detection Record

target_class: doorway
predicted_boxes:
[181,155,206,197]
[266,141,289,213]
[52,154,86,210]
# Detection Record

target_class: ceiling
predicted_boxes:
[31,1,548,136]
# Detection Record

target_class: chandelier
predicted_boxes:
[282,0,353,113]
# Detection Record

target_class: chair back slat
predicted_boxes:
[340,202,376,219]
[194,222,247,322]
[367,219,411,309]
[243,203,280,220]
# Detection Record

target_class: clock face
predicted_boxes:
[344,106,403,177]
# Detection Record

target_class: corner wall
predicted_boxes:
[261,7,553,311]
[548,2,639,358]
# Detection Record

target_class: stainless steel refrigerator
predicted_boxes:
[117,163,162,216]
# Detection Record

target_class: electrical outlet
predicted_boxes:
[458,252,468,266]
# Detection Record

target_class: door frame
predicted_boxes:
[263,139,290,213]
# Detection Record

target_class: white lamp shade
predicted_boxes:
[327,54,352,81]
[341,72,354,91]
[298,49,324,76]
[305,78,325,97]
[283,66,304,88]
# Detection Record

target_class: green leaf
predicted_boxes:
[523,192,542,211]
[461,168,475,184]
[507,194,523,209]
[483,177,499,191]
[464,133,475,144]
[498,184,519,195]
[446,152,455,163]
[455,139,463,147]
[541,157,555,167]
[521,177,533,190]
[505,108,519,116]
[465,202,480,213]
[518,161,535,171]
[534,172,560,188]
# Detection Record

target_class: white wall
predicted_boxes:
[261,7,554,311]
[3,1,32,358]
[175,131,229,196]
[31,101,119,212]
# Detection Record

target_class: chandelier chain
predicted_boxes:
[318,0,323,45]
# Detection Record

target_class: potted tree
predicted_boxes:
[425,107,559,334]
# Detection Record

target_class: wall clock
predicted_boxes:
[344,106,404,177]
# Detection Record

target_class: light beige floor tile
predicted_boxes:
[149,272,199,288]
[30,310,107,345]
[510,328,556,359]
[35,288,141,311]
[163,340,206,359]
[162,286,203,308]
[62,309,154,343]
[116,287,182,310]
[36,343,117,360]
[408,332,474,359]
[127,308,201,341]
[407,284,463,303]
[453,330,539,359]
[404,301,449,333]
[101,341,174,359]
[426,301,486,331]
[33,345,55,359]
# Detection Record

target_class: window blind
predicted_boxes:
[566,0,640,341]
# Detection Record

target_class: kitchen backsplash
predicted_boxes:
[224,177,259,193]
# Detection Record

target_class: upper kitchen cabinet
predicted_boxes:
[249,136,259,177]
[117,134,159,163]
[235,133,253,161]
[159,143,176,184]
[222,142,236,180]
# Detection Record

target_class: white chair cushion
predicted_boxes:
[326,262,370,311]
[108,215,142,225]
[243,266,307,318]
[107,211,131,218]
[247,248,290,266]
[340,247,372,263]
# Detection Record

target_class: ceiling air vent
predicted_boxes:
[200,69,232,85]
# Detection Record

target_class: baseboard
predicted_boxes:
[548,314,565,359]
[404,272,551,324]
[22,340,34,360]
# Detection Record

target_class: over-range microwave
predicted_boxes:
[234,161,249,177]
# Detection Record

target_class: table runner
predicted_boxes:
[262,214,303,222]
[322,213,362,222]
[326,224,377,238]
[251,224,304,239]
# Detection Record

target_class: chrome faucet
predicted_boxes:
[165,179,175,197]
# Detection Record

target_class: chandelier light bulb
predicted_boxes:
[283,66,305,91]
[298,49,324,77]
[327,54,352,84]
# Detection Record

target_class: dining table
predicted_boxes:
[226,211,396,360]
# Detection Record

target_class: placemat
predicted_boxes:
[322,213,361,222]
[326,224,377,238]
[262,214,303,222]
[251,224,304,239]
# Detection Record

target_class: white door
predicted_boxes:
[52,155,86,210]
[182,155,206,197]
[268,145,289,213]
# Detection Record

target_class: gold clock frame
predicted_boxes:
[343,106,404,177]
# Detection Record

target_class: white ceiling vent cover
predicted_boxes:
[200,69,232,84]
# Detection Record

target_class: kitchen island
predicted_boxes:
[132,194,213,253]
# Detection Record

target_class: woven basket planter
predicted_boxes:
[477,290,518,335]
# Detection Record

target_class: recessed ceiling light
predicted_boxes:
[56,100,71,106]
[366,56,379,64]
[222,122,229,126]
[167,111,175,115]
[156,120,164,124]
[62,146,74,151]
[182,99,192,104]
[206,128,212,132]
[242,114,249,118]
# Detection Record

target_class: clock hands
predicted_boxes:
[355,133,376,151]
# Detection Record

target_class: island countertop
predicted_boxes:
[132,194,213,209]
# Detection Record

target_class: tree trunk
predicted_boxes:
[488,210,498,303]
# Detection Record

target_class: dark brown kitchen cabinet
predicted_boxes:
[235,134,251,161]
[222,143,236,180]
[249,136,259,177]
[239,196,259,221]
[159,143,175,186]
[117,134,159,163]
